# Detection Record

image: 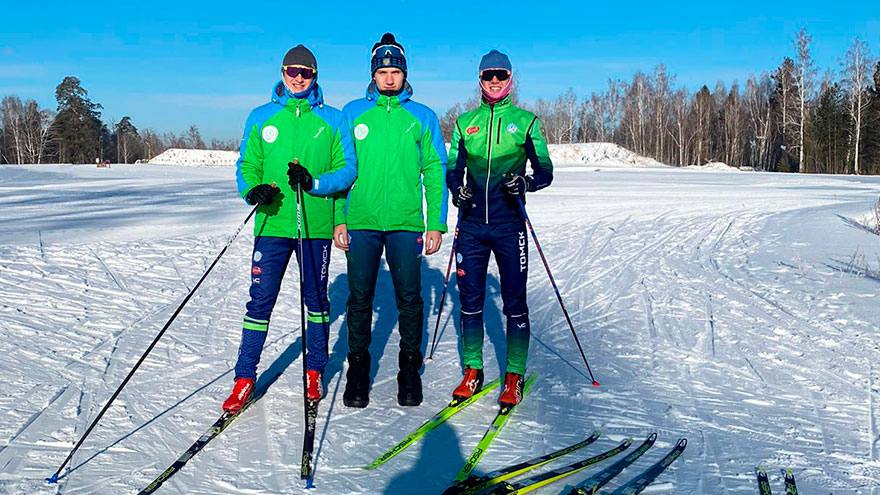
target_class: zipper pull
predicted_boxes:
[387,99,391,113]
[297,106,301,117]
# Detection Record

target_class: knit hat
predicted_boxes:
[371,33,407,74]
[479,49,511,72]
[282,44,317,70]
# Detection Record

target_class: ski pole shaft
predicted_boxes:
[427,209,462,361]
[48,204,259,483]
[516,197,599,386]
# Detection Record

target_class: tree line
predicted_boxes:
[0,76,237,165]
[440,30,880,174]
[4,29,880,174]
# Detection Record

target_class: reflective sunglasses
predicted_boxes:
[283,65,316,79]
[480,69,511,82]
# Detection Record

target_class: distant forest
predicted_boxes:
[3,29,880,174]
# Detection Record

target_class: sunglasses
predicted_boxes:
[480,69,511,82]
[283,65,316,79]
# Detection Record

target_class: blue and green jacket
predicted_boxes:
[235,81,357,239]
[338,82,448,233]
[447,96,553,225]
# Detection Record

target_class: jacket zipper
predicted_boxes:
[496,117,502,144]
[485,105,495,224]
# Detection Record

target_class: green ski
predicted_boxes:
[484,438,632,495]
[365,378,501,469]
[451,374,537,484]
[444,431,602,495]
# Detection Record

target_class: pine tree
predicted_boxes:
[50,76,104,164]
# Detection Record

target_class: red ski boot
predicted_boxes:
[222,378,254,413]
[498,372,524,408]
[452,368,484,401]
[306,370,323,401]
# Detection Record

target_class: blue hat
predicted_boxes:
[479,49,511,72]
[371,33,407,74]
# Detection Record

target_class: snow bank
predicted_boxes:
[548,142,668,168]
[148,148,240,167]
[686,161,742,172]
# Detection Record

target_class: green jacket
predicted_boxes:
[447,96,553,225]
[338,82,448,233]
[235,81,357,239]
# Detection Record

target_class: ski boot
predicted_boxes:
[222,377,254,413]
[397,349,423,406]
[452,368,484,401]
[498,372,524,408]
[343,351,370,408]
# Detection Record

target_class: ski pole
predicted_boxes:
[516,197,600,387]
[48,204,259,484]
[294,183,314,481]
[426,209,462,362]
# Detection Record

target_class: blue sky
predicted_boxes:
[1,1,877,140]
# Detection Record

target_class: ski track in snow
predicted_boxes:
[1,164,880,494]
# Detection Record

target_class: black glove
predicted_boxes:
[502,174,532,197]
[287,161,314,191]
[451,186,475,209]
[246,184,278,205]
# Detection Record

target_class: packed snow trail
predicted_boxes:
[1,164,879,493]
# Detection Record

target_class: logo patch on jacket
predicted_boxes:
[354,123,369,140]
[262,125,279,143]
[466,126,480,135]
[506,123,518,134]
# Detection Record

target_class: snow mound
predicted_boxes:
[548,142,668,168]
[148,148,240,167]
[686,161,741,172]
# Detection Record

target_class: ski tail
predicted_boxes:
[300,399,319,481]
[138,407,249,494]
[609,438,687,495]
[756,466,773,495]
[452,374,537,483]
[365,378,501,470]
[567,432,657,495]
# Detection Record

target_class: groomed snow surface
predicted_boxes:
[1,158,880,494]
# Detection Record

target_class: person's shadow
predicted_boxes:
[383,421,465,494]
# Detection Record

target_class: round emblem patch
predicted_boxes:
[456,253,463,263]
[354,123,370,140]
[253,251,263,262]
[506,123,518,133]
[262,125,278,143]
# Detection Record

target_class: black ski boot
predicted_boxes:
[343,351,370,408]
[397,349,423,406]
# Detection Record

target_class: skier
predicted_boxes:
[336,32,448,408]
[446,50,553,407]
[225,44,357,412]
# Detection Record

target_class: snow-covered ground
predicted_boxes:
[1,163,880,494]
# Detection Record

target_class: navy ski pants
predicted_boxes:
[235,236,331,380]
[455,220,530,375]
[345,230,424,355]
